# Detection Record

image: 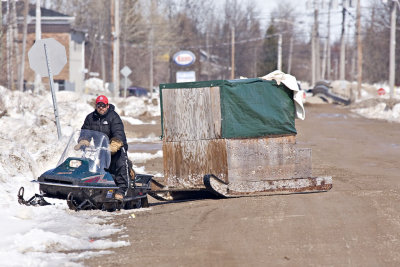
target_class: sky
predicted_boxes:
[216,0,359,41]
[0,76,399,265]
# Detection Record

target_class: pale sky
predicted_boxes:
[215,0,355,42]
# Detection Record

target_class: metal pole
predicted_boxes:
[124,76,127,98]
[277,33,282,71]
[44,43,62,140]
[389,1,397,99]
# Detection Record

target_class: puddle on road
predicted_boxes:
[128,143,162,152]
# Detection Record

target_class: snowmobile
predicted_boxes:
[18,129,152,211]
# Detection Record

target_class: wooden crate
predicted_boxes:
[162,135,311,189]
[160,83,313,191]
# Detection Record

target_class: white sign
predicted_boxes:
[120,78,132,88]
[28,38,67,77]
[176,71,196,83]
[173,51,196,66]
[120,66,132,77]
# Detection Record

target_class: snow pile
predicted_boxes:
[353,102,400,122]
[352,83,400,123]
[0,86,159,266]
[84,78,107,93]
[128,150,163,164]
[113,97,160,118]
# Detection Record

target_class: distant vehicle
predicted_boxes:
[311,81,350,105]
[120,86,149,97]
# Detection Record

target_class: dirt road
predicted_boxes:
[85,104,400,267]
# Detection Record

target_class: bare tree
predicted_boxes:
[362,0,392,84]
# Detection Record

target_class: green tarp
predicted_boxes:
[159,78,296,139]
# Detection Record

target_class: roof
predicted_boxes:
[2,2,72,19]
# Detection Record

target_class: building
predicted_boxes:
[1,3,85,91]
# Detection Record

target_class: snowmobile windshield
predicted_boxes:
[57,130,111,173]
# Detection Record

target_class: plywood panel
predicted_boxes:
[162,87,221,141]
[225,135,311,181]
[163,139,228,189]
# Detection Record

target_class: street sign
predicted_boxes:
[120,66,132,77]
[120,78,132,88]
[28,38,67,77]
[173,51,196,66]
[378,88,386,96]
[28,38,66,140]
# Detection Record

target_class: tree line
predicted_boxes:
[1,0,399,91]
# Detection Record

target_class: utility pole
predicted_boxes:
[231,26,235,79]
[389,0,397,99]
[327,0,332,80]
[149,0,154,99]
[321,39,327,79]
[311,1,320,86]
[287,36,293,74]
[206,30,210,80]
[339,0,346,80]
[113,0,120,97]
[19,0,29,92]
[356,0,362,99]
[6,0,11,90]
[100,35,106,83]
[34,0,42,93]
[11,0,19,91]
[277,33,282,71]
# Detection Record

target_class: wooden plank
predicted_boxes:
[162,87,221,141]
[209,86,221,137]
[225,135,311,181]
[163,139,228,189]
[205,175,332,197]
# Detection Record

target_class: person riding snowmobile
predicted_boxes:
[74,95,132,200]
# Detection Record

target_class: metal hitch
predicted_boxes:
[17,187,51,206]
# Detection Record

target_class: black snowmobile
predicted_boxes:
[18,129,152,211]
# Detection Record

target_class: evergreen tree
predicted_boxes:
[257,23,278,76]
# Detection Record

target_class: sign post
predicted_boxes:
[28,38,67,140]
[120,66,132,98]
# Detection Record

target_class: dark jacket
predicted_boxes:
[81,104,128,150]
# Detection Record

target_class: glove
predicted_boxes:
[74,139,90,150]
[109,138,123,155]
[129,167,136,179]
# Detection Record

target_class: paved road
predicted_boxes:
[86,104,400,267]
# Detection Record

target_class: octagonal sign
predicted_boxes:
[28,38,67,77]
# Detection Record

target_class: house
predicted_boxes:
[1,3,85,91]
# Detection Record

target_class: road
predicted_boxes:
[85,103,400,267]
